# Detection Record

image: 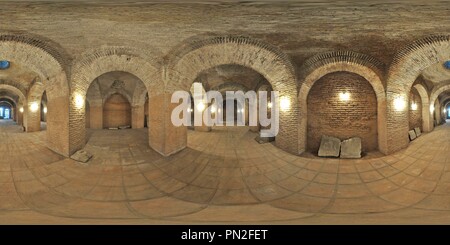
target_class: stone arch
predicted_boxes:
[0,96,17,106]
[166,35,298,154]
[86,79,103,105]
[132,82,148,106]
[298,51,387,154]
[386,35,450,153]
[85,79,103,129]
[70,46,163,155]
[0,84,27,126]
[102,89,132,107]
[430,84,450,110]
[211,82,250,94]
[0,33,70,156]
[0,79,28,97]
[0,84,26,103]
[412,84,431,132]
[430,84,450,126]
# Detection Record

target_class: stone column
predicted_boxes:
[131,105,145,129]
[435,100,441,126]
[26,101,41,132]
[148,93,187,156]
[17,108,23,126]
[89,103,103,129]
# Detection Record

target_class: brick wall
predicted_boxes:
[103,93,131,128]
[307,71,378,153]
[409,88,422,130]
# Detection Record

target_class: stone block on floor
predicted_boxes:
[409,130,417,141]
[70,150,93,163]
[414,127,421,137]
[318,135,341,157]
[340,137,362,159]
[255,135,275,144]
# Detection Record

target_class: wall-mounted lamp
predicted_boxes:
[19,107,24,113]
[74,93,84,109]
[411,102,418,111]
[267,102,272,109]
[30,102,39,112]
[394,96,406,111]
[43,107,48,114]
[430,105,435,113]
[339,92,350,101]
[279,96,291,111]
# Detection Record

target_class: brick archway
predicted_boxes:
[70,46,163,155]
[386,35,450,153]
[298,51,387,154]
[430,84,450,127]
[0,34,70,155]
[165,35,298,155]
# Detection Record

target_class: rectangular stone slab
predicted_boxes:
[340,137,362,159]
[409,130,417,141]
[318,135,341,157]
[414,127,421,137]
[70,150,93,163]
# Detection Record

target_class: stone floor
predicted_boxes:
[2,119,450,224]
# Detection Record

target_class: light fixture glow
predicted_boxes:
[280,96,291,111]
[19,107,24,113]
[267,102,272,109]
[43,107,48,113]
[393,96,406,111]
[430,105,435,113]
[210,105,217,113]
[411,102,418,111]
[30,102,39,112]
[339,92,350,101]
[74,93,84,108]
[196,102,205,111]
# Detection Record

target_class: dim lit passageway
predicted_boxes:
[1,122,450,224]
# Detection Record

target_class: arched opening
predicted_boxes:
[166,37,298,155]
[69,47,162,155]
[306,71,378,155]
[103,93,132,129]
[84,71,148,145]
[0,102,12,119]
[0,85,26,132]
[444,100,450,120]
[189,64,269,132]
